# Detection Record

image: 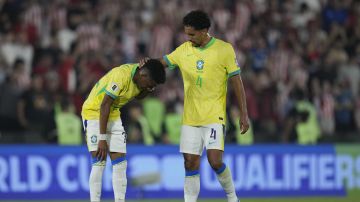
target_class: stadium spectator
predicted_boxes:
[0,59,26,133]
[126,102,154,145]
[55,96,82,145]
[17,74,55,142]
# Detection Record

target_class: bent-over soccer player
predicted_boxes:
[81,59,165,202]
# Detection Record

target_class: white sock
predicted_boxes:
[215,164,238,202]
[112,159,127,202]
[89,160,106,202]
[184,171,200,202]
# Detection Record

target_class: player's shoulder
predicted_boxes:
[112,63,137,72]
[109,63,137,79]
[214,38,234,50]
[172,41,193,50]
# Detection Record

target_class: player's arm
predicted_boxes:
[229,74,250,134]
[140,45,182,69]
[97,94,114,161]
[224,43,250,134]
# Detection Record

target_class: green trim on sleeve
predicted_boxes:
[227,69,241,78]
[96,86,106,96]
[105,90,118,99]
[163,55,177,69]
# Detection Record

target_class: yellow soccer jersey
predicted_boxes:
[163,37,240,126]
[81,64,141,121]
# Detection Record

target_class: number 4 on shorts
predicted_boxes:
[210,128,216,140]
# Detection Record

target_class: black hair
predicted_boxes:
[183,10,211,30]
[143,59,166,84]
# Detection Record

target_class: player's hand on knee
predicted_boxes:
[96,140,108,161]
[139,57,150,68]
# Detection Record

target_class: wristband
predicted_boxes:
[99,134,107,140]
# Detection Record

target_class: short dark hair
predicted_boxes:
[143,59,166,84]
[183,10,211,30]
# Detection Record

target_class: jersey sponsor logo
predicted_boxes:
[196,60,204,70]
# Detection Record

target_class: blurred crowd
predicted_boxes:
[0,0,359,144]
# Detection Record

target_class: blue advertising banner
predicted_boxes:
[0,145,359,199]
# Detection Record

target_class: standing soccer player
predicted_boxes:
[81,59,165,202]
[146,10,250,202]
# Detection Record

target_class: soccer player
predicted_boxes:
[143,10,249,202]
[81,59,165,202]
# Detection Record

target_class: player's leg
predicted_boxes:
[109,152,127,202]
[108,120,128,202]
[183,153,201,202]
[180,125,204,202]
[207,149,238,202]
[85,120,106,202]
[90,151,106,202]
[205,124,239,202]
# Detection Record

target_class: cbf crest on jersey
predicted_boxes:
[91,135,97,143]
[196,60,204,70]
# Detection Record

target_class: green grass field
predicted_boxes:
[3,191,360,202]
[2,197,359,202]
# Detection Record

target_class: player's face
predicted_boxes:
[137,70,157,91]
[184,26,207,47]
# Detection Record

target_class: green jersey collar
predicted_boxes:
[131,64,138,79]
[197,37,216,51]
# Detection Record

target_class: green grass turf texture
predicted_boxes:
[3,191,360,202]
[2,197,359,202]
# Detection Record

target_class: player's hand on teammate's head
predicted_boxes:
[239,115,250,134]
[96,140,108,161]
[139,57,150,68]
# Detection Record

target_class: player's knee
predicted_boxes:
[91,157,106,166]
[209,160,223,170]
[184,159,199,170]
